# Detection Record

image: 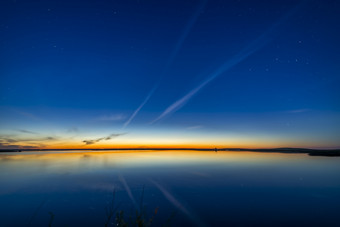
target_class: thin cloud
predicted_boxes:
[67,127,79,133]
[286,109,310,113]
[4,138,18,143]
[151,2,304,124]
[0,143,39,149]
[82,140,99,145]
[0,138,47,149]
[186,125,203,130]
[96,114,126,121]
[17,111,42,121]
[0,135,57,149]
[82,133,126,145]
[16,129,39,134]
[105,133,125,140]
[0,136,57,143]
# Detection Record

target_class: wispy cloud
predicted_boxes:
[16,129,39,134]
[0,143,39,149]
[95,114,126,121]
[151,2,304,124]
[17,111,42,121]
[286,109,310,113]
[0,136,57,149]
[67,127,79,133]
[0,136,57,143]
[82,133,126,145]
[186,125,203,130]
[124,0,208,128]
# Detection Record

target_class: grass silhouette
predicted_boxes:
[105,186,175,227]
[47,186,176,227]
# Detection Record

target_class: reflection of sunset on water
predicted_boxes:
[0,0,339,225]
[1,150,340,226]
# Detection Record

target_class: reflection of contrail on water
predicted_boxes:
[149,179,207,227]
[118,174,138,210]
[151,2,305,124]
[123,0,208,128]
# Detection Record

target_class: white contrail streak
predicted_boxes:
[151,2,304,124]
[123,0,208,128]
[160,0,208,75]
[122,85,157,129]
[150,46,261,124]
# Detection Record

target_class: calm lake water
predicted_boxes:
[0,150,340,226]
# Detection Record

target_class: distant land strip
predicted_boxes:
[0,148,340,157]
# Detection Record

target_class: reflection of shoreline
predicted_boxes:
[0,147,340,156]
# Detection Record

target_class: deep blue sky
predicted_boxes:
[0,0,339,149]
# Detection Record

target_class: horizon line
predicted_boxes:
[1,147,339,151]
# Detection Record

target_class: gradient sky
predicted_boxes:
[0,0,339,149]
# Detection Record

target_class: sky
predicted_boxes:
[0,0,339,149]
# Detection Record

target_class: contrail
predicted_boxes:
[123,0,208,128]
[151,2,305,124]
[151,44,262,124]
[160,0,208,76]
[149,179,207,227]
[122,85,157,129]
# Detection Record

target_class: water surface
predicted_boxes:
[1,150,340,226]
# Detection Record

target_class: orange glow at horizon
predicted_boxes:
[4,130,338,150]
[10,140,333,150]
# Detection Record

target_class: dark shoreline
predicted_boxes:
[0,147,339,156]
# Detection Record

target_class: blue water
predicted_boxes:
[0,150,339,226]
